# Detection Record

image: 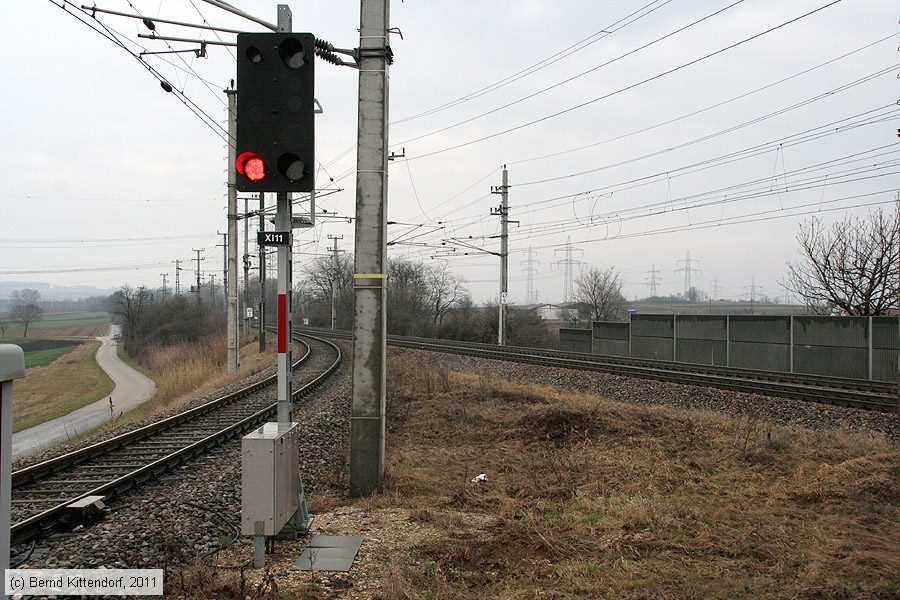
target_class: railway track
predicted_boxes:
[300,327,898,412]
[10,333,341,547]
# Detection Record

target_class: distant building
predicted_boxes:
[514,302,588,322]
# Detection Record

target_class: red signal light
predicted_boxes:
[236,151,266,181]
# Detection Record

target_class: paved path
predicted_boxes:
[12,324,156,460]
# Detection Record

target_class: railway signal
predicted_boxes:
[235,32,315,192]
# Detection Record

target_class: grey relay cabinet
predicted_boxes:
[241,422,301,537]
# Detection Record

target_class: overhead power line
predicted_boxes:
[507,32,899,167]
[395,0,747,146]
[404,0,844,161]
[392,0,674,126]
[49,0,230,143]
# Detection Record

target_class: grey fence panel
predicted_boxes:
[729,315,791,343]
[631,337,673,361]
[871,317,898,381]
[673,315,727,366]
[793,316,867,346]
[631,314,674,338]
[675,339,728,366]
[631,315,674,360]
[559,328,592,354]
[585,314,897,381]
[595,339,630,357]
[592,322,630,356]
[727,315,791,372]
[675,315,727,340]
[792,316,868,379]
[729,341,790,372]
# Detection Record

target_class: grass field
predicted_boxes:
[24,343,81,368]
[1,311,110,340]
[13,341,114,432]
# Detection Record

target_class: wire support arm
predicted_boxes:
[196,0,276,31]
[138,33,235,46]
[80,5,244,34]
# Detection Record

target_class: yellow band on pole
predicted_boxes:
[353,273,386,279]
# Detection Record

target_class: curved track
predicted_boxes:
[301,327,897,412]
[10,333,342,547]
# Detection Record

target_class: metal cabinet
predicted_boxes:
[241,422,300,537]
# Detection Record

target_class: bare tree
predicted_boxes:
[574,267,626,322]
[108,285,150,342]
[787,207,899,315]
[10,289,43,337]
[387,259,432,335]
[427,263,464,325]
[301,253,353,328]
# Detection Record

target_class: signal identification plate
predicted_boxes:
[258,231,291,246]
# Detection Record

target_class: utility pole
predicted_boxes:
[192,248,205,299]
[173,259,183,296]
[350,0,391,497]
[521,246,540,305]
[160,273,168,299]
[225,85,240,373]
[490,166,511,345]
[675,251,701,300]
[646,264,660,297]
[217,232,228,309]
[328,235,344,331]
[258,193,266,353]
[209,274,216,304]
[711,278,720,300]
[243,197,251,338]
[552,236,584,304]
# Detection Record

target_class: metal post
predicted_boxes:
[243,197,251,338]
[328,235,343,331]
[258,193,267,353]
[192,248,204,299]
[220,232,228,309]
[628,313,633,358]
[867,315,874,381]
[226,87,240,373]
[500,166,509,346]
[173,259,182,296]
[274,2,310,542]
[275,190,293,423]
[672,314,677,362]
[350,0,390,497]
[275,6,293,424]
[253,536,265,569]
[725,315,730,367]
[789,315,794,373]
[1,345,26,591]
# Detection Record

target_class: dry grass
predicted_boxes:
[12,341,114,432]
[165,559,322,599]
[363,357,900,599]
[111,335,275,426]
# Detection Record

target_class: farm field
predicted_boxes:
[1,311,110,341]
[12,340,114,432]
[20,339,83,368]
[2,311,113,432]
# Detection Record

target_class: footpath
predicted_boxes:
[11,324,156,460]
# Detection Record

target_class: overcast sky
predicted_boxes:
[1,0,897,304]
